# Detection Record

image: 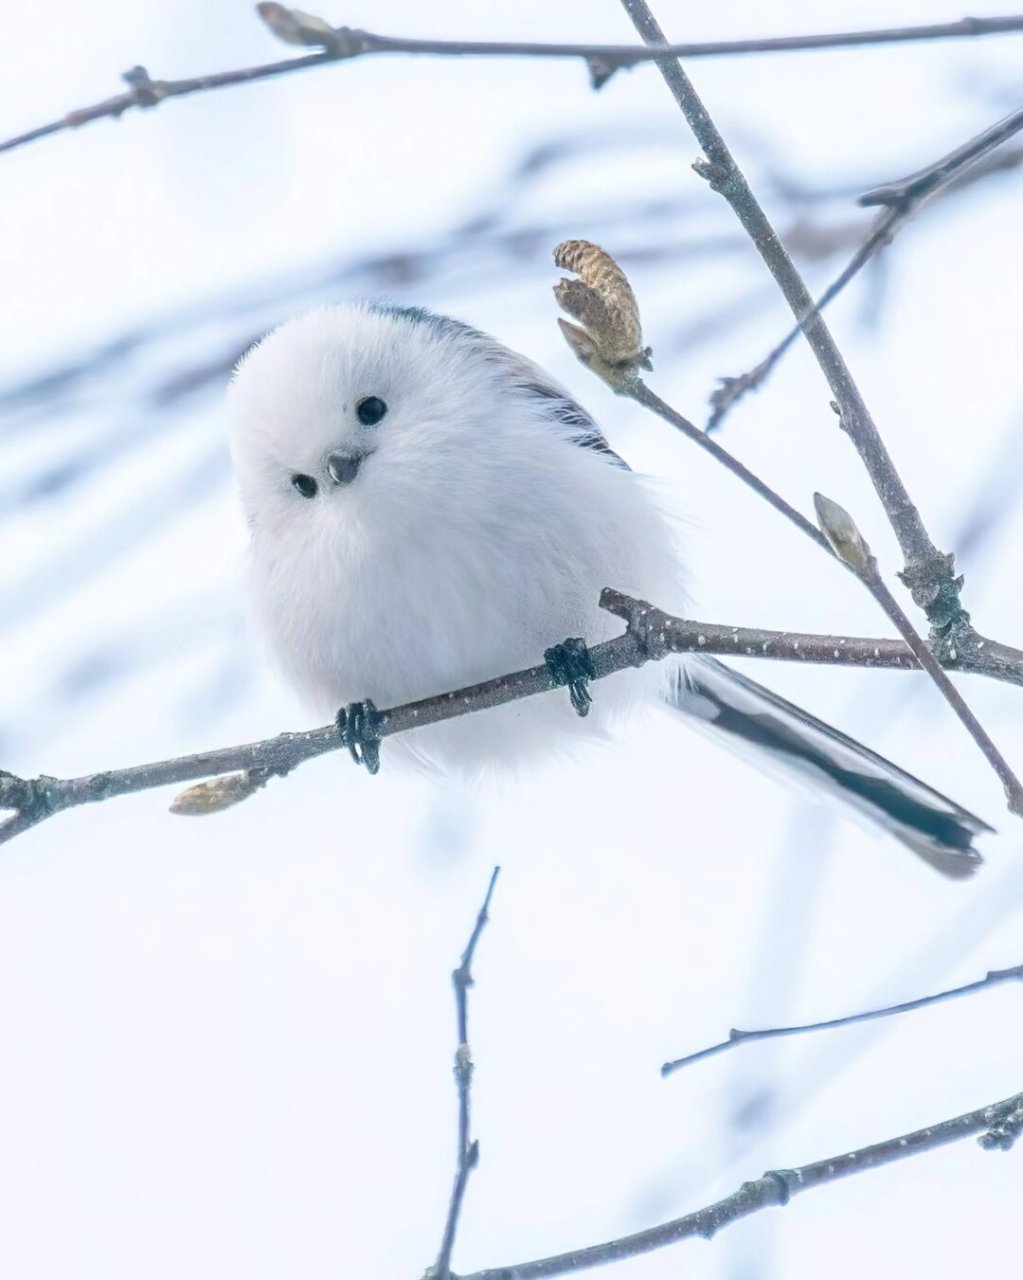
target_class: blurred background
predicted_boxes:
[2,2,1022,1276]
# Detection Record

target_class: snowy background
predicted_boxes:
[2,2,1023,1276]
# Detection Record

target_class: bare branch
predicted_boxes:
[458,1088,1023,1280]
[619,0,972,637]
[663,963,1023,1075]
[814,492,1023,816]
[709,104,1023,428]
[5,591,1023,847]
[622,383,1023,700]
[430,867,500,1280]
[859,104,1023,209]
[3,11,1023,156]
[553,244,1023,699]
[708,206,903,428]
[612,1,1023,817]
[625,380,829,551]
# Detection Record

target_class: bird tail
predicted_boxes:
[664,658,991,878]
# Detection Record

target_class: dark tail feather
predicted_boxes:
[665,658,991,878]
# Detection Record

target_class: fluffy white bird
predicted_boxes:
[229,301,990,877]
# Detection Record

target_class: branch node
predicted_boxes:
[454,1041,473,1087]
[599,589,668,662]
[0,770,31,814]
[761,1168,795,1206]
[0,772,56,822]
[587,56,627,90]
[122,65,162,107]
[692,156,732,191]
[707,361,771,430]
[929,611,976,668]
[979,1104,1023,1152]
[897,555,966,629]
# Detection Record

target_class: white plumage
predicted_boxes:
[229,303,680,772]
[229,301,989,873]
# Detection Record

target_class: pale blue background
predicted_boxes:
[2,3,1022,1276]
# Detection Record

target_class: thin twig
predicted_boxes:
[3,12,1023,156]
[15,592,1001,847]
[864,556,1023,814]
[708,201,906,429]
[814,492,1023,816]
[625,380,833,554]
[626,382,1023,713]
[709,104,1023,428]
[619,0,968,634]
[458,1088,1023,1280]
[663,962,1023,1075]
[859,104,1023,208]
[431,867,501,1280]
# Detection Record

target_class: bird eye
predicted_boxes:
[291,473,318,498]
[356,396,387,427]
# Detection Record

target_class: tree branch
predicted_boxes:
[663,962,1023,1075]
[619,0,971,635]
[5,590,1023,847]
[624,380,834,554]
[615,0,1023,813]
[616,380,1023,694]
[3,10,1023,156]
[858,103,1023,209]
[457,1088,1023,1279]
[708,105,1023,429]
[551,245,1023,711]
[430,867,500,1280]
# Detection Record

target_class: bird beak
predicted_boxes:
[326,450,367,486]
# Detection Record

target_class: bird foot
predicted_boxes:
[544,637,595,717]
[336,699,382,773]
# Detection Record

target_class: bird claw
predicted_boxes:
[544,637,595,717]
[336,699,382,773]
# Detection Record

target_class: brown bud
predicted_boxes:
[170,770,269,816]
[553,240,651,375]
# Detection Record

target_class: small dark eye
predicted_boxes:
[292,473,318,498]
[357,396,387,427]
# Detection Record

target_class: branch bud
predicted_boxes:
[170,770,269,816]
[813,492,872,573]
[553,240,652,382]
[256,3,342,48]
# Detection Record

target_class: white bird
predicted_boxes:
[229,301,990,877]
